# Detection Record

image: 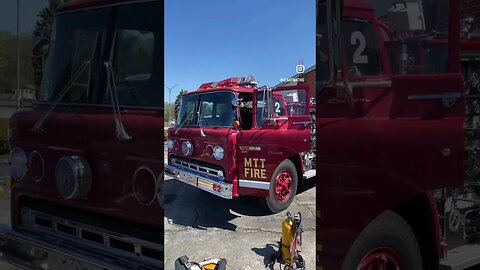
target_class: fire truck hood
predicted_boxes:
[167,127,239,181]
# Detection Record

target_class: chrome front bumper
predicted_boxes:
[0,223,163,270]
[165,160,233,199]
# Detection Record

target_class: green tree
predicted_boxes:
[174,89,188,120]
[32,0,61,89]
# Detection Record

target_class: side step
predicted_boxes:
[440,244,480,270]
[303,169,316,179]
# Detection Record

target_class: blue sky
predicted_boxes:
[164,0,315,101]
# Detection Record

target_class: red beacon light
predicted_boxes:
[197,75,258,91]
[197,82,216,91]
[217,77,241,88]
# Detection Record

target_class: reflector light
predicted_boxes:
[29,151,44,182]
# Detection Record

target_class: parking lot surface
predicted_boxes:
[164,175,316,270]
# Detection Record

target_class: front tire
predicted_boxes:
[264,159,298,213]
[342,210,422,270]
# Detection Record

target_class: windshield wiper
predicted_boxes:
[33,61,91,132]
[104,61,132,141]
[197,110,206,138]
[175,110,194,135]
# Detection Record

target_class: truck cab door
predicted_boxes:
[236,85,311,197]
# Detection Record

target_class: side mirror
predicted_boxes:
[231,98,242,107]
[32,37,50,57]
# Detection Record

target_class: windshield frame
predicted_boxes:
[37,1,162,111]
[176,90,239,128]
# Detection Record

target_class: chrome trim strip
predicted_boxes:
[165,163,233,199]
[335,80,392,89]
[292,121,311,126]
[46,146,84,154]
[239,179,270,190]
[351,80,392,88]
[408,92,463,100]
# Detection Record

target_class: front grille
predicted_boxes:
[21,208,162,265]
[171,157,224,180]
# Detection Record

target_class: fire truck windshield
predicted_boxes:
[177,91,237,128]
[38,2,162,108]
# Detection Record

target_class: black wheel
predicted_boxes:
[342,210,422,270]
[264,159,298,213]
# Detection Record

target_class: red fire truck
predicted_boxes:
[165,76,315,213]
[317,0,480,269]
[0,0,163,269]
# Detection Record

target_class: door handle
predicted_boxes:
[408,92,463,108]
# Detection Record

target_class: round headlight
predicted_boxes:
[10,147,27,182]
[213,146,224,160]
[55,155,92,199]
[167,139,174,150]
[182,141,193,156]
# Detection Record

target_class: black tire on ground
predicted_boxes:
[264,159,298,213]
[342,210,422,270]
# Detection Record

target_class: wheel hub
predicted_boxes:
[358,247,402,270]
[274,171,293,202]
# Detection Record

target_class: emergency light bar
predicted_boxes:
[196,76,258,91]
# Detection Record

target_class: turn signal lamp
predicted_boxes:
[233,120,240,129]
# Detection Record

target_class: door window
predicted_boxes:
[343,20,383,77]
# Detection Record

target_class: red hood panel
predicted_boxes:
[9,106,163,228]
[167,127,239,182]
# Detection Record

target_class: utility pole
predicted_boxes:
[16,0,21,109]
[164,84,178,123]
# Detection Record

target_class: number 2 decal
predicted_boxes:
[351,31,368,64]
[275,102,281,114]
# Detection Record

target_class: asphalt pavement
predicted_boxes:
[163,174,316,270]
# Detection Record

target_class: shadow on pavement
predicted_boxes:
[251,243,279,269]
[298,177,316,195]
[164,175,316,231]
[164,180,275,231]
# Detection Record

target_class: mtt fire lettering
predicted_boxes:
[244,157,267,179]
